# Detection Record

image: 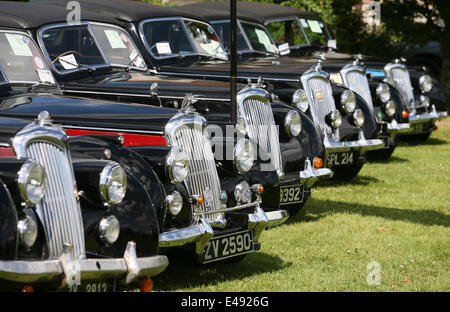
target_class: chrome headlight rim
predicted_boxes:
[327,110,342,129]
[236,115,247,136]
[234,138,255,174]
[166,147,189,184]
[419,74,433,93]
[376,83,391,103]
[17,216,38,248]
[99,162,127,206]
[385,100,396,117]
[340,90,356,113]
[99,215,120,245]
[352,109,365,127]
[18,159,46,207]
[292,89,309,112]
[285,110,302,137]
[167,191,183,216]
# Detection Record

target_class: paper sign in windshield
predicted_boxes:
[37,69,55,84]
[156,42,172,55]
[307,20,323,33]
[255,28,272,46]
[59,54,78,70]
[5,34,33,56]
[129,50,144,68]
[278,43,290,55]
[104,30,127,49]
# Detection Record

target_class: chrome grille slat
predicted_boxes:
[303,74,335,133]
[241,97,282,174]
[27,141,85,259]
[169,125,223,221]
[344,69,374,112]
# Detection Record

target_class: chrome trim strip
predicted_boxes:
[62,124,164,136]
[157,70,300,82]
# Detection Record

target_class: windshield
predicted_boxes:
[211,21,251,52]
[140,18,227,60]
[299,18,328,46]
[40,24,108,73]
[266,19,307,47]
[240,21,278,55]
[91,24,147,70]
[0,31,55,84]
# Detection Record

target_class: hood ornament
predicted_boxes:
[149,82,163,107]
[353,53,364,65]
[394,57,407,64]
[37,111,52,125]
[247,76,266,89]
[181,93,198,113]
[314,53,326,71]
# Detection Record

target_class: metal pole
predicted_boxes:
[230,0,237,124]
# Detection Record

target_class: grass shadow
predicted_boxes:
[399,137,447,147]
[368,155,409,164]
[153,250,291,291]
[287,198,450,228]
[316,174,380,187]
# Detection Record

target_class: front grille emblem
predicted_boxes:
[315,90,325,100]
[204,187,214,210]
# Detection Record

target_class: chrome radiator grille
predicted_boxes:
[385,63,415,109]
[241,97,283,175]
[27,141,85,259]
[343,69,374,112]
[303,74,335,132]
[169,124,223,221]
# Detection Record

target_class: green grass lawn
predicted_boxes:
[152,118,450,292]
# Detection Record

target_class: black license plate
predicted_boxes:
[280,184,304,205]
[412,123,427,133]
[326,151,355,167]
[62,281,114,292]
[202,230,254,263]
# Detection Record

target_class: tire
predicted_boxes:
[331,163,364,180]
[284,198,307,216]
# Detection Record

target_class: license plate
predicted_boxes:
[326,151,355,166]
[63,281,114,292]
[412,123,426,133]
[202,230,254,264]
[280,184,304,205]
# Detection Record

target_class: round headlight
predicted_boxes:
[352,109,365,127]
[236,116,247,136]
[419,74,433,93]
[166,147,189,183]
[99,162,127,206]
[234,139,255,173]
[292,89,309,112]
[285,110,302,137]
[167,191,183,216]
[234,181,252,204]
[340,90,356,113]
[420,94,430,108]
[18,160,46,206]
[376,83,391,103]
[17,216,38,248]
[385,100,396,117]
[99,215,120,245]
[327,110,342,129]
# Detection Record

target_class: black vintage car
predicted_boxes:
[229,1,448,141]
[0,8,281,267]
[4,0,334,217]
[66,0,384,179]
[0,116,169,290]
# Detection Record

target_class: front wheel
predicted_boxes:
[331,163,364,180]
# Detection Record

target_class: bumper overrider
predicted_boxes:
[159,201,285,252]
[0,242,168,286]
[299,158,334,187]
[323,129,384,154]
[386,119,412,134]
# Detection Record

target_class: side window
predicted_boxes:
[267,21,307,46]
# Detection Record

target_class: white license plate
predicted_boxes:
[326,151,355,166]
[280,184,304,205]
[202,230,254,264]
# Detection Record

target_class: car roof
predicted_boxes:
[180,1,320,24]
[0,1,119,30]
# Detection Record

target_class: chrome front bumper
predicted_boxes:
[299,158,334,187]
[0,242,168,285]
[159,202,272,254]
[409,105,448,124]
[387,120,412,134]
[324,129,384,154]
